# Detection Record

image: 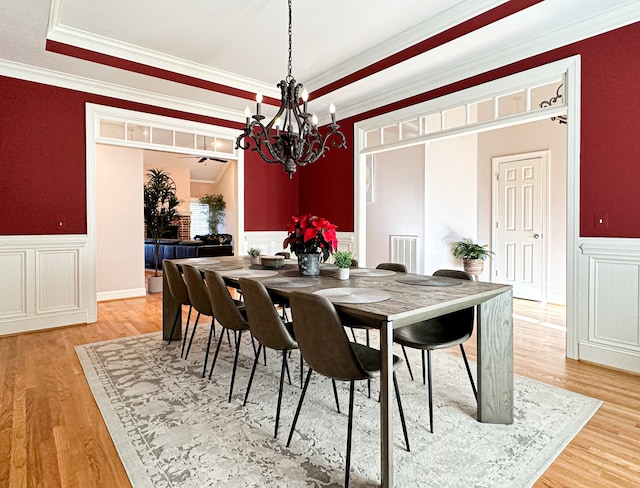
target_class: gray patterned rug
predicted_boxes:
[76,329,600,488]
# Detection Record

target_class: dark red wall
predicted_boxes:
[243,149,299,230]
[2,21,640,237]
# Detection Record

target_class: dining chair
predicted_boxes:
[376,262,407,273]
[349,258,358,268]
[182,264,241,377]
[204,269,252,402]
[287,291,410,488]
[393,268,477,433]
[163,260,193,357]
[275,251,291,259]
[239,277,302,438]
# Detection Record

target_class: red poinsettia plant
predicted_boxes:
[283,213,338,262]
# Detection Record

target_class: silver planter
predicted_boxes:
[297,253,321,276]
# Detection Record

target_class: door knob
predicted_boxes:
[532,233,540,239]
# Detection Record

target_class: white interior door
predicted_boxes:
[493,153,547,301]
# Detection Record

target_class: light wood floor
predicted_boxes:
[1,295,638,487]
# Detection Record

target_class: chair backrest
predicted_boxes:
[376,262,407,273]
[433,268,475,328]
[350,258,358,268]
[275,251,291,259]
[239,278,297,351]
[204,270,249,331]
[163,260,190,305]
[182,264,213,316]
[289,291,368,382]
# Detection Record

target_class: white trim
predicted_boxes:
[0,59,245,123]
[86,103,246,311]
[354,55,581,359]
[335,1,640,122]
[97,288,147,302]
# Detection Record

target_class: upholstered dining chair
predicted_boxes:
[376,262,407,273]
[287,291,410,488]
[393,269,477,433]
[204,269,252,402]
[238,277,301,438]
[275,251,291,259]
[163,260,193,357]
[182,264,239,377]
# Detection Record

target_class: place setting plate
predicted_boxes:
[260,277,321,288]
[313,287,392,304]
[219,269,280,279]
[395,275,462,286]
[349,268,396,277]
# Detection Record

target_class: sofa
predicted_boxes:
[144,234,233,269]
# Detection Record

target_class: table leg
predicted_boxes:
[162,270,182,341]
[477,288,513,424]
[380,319,394,487]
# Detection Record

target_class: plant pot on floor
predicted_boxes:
[463,258,484,277]
[148,275,163,293]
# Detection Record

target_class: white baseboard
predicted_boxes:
[97,288,147,302]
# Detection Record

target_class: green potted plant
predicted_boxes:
[451,238,493,277]
[144,168,181,292]
[247,247,262,265]
[333,250,353,280]
[199,193,226,234]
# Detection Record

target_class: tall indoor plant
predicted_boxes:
[144,168,181,292]
[451,237,493,277]
[283,213,338,275]
[199,193,226,234]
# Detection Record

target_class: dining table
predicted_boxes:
[163,255,513,488]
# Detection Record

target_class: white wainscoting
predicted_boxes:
[0,235,93,336]
[243,231,355,259]
[578,238,640,373]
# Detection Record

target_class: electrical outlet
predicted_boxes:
[593,213,609,230]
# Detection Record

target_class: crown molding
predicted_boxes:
[306,0,509,91]
[334,1,640,122]
[47,0,280,100]
[0,58,246,124]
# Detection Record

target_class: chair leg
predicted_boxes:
[421,350,427,385]
[228,330,243,402]
[427,349,433,433]
[350,328,358,343]
[287,368,314,448]
[344,380,355,488]
[400,345,414,381]
[366,330,371,398]
[243,343,263,406]
[459,344,478,401]
[181,311,198,358]
[184,312,200,360]
[299,351,304,389]
[283,352,292,386]
[275,351,288,438]
[393,373,411,452]
[332,379,341,413]
[208,328,226,379]
[202,320,215,377]
[167,306,181,345]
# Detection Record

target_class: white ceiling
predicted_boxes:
[1,1,639,180]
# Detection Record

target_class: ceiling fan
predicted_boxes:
[179,156,229,164]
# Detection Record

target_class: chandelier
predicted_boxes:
[539,83,567,125]
[235,0,346,179]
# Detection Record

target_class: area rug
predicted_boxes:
[75,329,600,488]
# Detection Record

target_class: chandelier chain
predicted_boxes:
[287,0,293,79]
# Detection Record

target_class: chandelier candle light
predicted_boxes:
[235,0,346,178]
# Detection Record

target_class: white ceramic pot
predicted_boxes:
[336,267,350,280]
[250,256,261,265]
[148,275,163,293]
